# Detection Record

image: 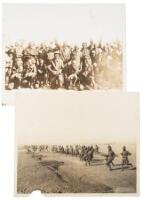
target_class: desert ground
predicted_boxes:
[17,144,137,194]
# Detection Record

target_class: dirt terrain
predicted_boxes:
[17,144,137,194]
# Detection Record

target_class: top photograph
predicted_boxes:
[2,4,125,104]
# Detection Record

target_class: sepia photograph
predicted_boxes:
[2,4,125,104]
[15,92,139,196]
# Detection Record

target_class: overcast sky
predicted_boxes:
[16,92,139,145]
[3,4,125,45]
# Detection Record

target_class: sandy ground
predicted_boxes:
[17,144,137,194]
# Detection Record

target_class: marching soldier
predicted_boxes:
[94,144,99,154]
[121,146,133,170]
[106,145,116,170]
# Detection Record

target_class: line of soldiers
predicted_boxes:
[5,40,122,90]
[24,144,49,153]
[24,144,133,170]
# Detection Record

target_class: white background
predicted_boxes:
[0,0,142,199]
[3,4,124,44]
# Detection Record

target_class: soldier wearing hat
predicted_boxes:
[23,42,38,61]
[14,42,24,59]
[94,144,99,154]
[121,146,133,170]
[36,58,46,87]
[65,59,82,89]
[106,145,116,170]
[47,50,64,88]
[21,58,37,88]
[7,67,22,89]
[81,42,90,58]
[79,52,96,90]
[38,43,48,62]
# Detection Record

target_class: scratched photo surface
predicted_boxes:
[3,4,125,104]
[15,92,139,196]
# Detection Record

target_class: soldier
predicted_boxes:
[60,42,71,63]
[79,54,95,89]
[85,146,94,166]
[67,59,82,89]
[71,46,81,67]
[38,43,47,61]
[47,51,64,88]
[5,45,15,62]
[7,67,22,89]
[81,42,90,57]
[121,146,133,170]
[23,42,38,59]
[36,58,46,87]
[23,43,38,70]
[94,144,99,154]
[14,42,24,60]
[22,58,37,88]
[88,40,95,53]
[69,145,74,156]
[106,145,116,170]
[65,145,69,155]
[15,57,23,74]
[74,145,79,157]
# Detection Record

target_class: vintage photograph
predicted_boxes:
[3,4,125,104]
[15,92,139,195]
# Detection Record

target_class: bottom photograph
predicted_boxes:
[15,92,139,196]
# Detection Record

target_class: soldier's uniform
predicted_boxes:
[23,44,38,63]
[36,58,46,87]
[121,146,132,169]
[10,44,24,89]
[61,44,71,63]
[94,145,99,154]
[79,54,95,89]
[22,58,37,88]
[106,145,115,170]
[66,59,82,89]
[8,68,21,89]
[47,51,64,88]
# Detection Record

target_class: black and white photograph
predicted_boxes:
[3,4,125,104]
[15,92,139,195]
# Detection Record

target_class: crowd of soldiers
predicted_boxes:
[24,144,132,170]
[5,40,122,90]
